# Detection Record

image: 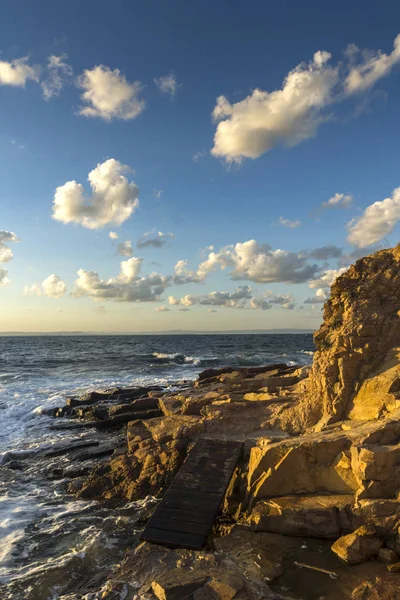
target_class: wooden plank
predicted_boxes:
[151,506,216,524]
[141,527,205,550]
[140,439,243,549]
[146,517,210,536]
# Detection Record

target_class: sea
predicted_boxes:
[0,334,315,600]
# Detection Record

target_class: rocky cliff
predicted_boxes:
[305,244,400,430]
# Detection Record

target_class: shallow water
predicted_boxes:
[0,334,315,599]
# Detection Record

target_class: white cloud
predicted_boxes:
[109,231,118,240]
[154,73,180,98]
[117,241,133,257]
[42,274,67,298]
[279,216,301,228]
[308,268,348,289]
[41,54,73,100]
[345,35,400,94]
[137,231,175,248]
[156,305,170,312]
[153,189,163,199]
[24,274,67,298]
[347,187,400,248]
[73,257,169,303]
[77,65,145,121]
[172,260,203,284]
[197,240,320,284]
[250,291,296,310]
[304,287,327,304]
[0,56,40,87]
[52,159,139,229]
[0,269,10,286]
[211,34,400,164]
[211,50,338,163]
[168,296,180,305]
[0,231,19,263]
[171,286,295,311]
[322,192,353,209]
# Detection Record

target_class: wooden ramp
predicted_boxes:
[140,438,243,550]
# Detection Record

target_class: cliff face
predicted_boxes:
[306,244,400,428]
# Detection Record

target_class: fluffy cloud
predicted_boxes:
[347,187,400,248]
[117,241,133,257]
[250,291,296,310]
[308,268,348,289]
[0,56,40,87]
[154,73,179,98]
[279,217,301,228]
[156,305,170,312]
[0,231,19,263]
[137,231,175,248]
[73,257,169,303]
[322,193,353,209]
[24,274,67,298]
[77,65,145,121]
[168,296,180,305]
[211,50,338,163]
[197,240,320,284]
[172,260,203,285]
[109,231,118,240]
[52,159,139,229]
[304,288,327,304]
[0,269,10,286]
[41,54,73,100]
[171,287,296,311]
[345,35,400,94]
[211,34,400,163]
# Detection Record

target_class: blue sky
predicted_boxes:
[1,0,400,332]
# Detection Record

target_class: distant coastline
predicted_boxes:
[0,329,315,336]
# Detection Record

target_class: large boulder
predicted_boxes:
[331,526,383,564]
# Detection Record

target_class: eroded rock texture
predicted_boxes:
[306,245,400,429]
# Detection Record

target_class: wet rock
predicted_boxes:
[331,526,383,564]
[95,408,162,429]
[352,576,400,599]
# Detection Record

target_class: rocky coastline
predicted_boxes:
[7,245,400,599]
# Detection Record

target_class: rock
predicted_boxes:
[95,408,162,428]
[331,526,383,564]
[305,245,400,428]
[249,495,353,538]
[151,574,209,599]
[378,547,398,563]
[387,562,400,572]
[352,576,400,599]
[159,396,183,416]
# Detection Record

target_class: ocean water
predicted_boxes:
[0,334,315,599]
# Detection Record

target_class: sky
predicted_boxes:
[1,0,400,333]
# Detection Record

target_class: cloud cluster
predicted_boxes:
[24,274,67,298]
[137,231,175,248]
[73,257,169,303]
[321,193,353,209]
[197,240,320,284]
[52,159,139,229]
[0,56,40,87]
[77,65,145,121]
[154,73,179,98]
[169,287,296,311]
[211,34,400,163]
[41,54,73,100]
[0,231,19,263]
[109,231,118,240]
[347,187,400,248]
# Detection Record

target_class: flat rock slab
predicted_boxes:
[140,438,243,550]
